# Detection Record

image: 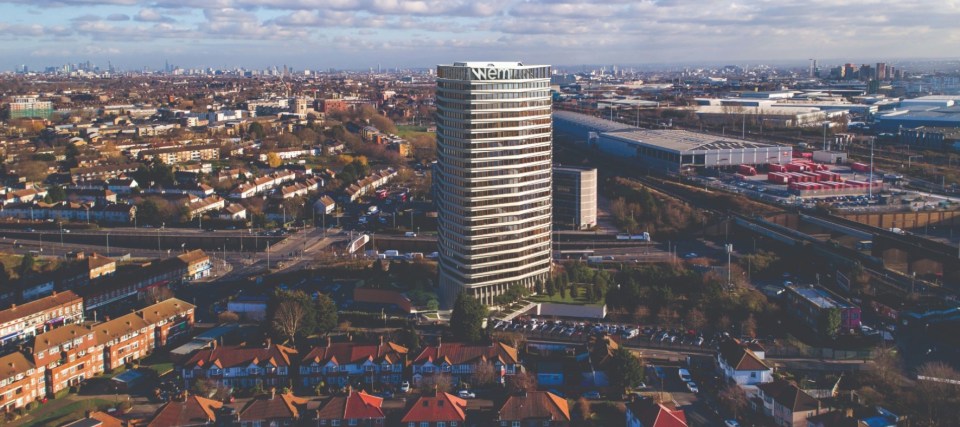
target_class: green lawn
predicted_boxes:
[24,398,113,427]
[141,353,175,376]
[396,125,433,140]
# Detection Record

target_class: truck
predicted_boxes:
[383,250,400,258]
[851,162,871,172]
[630,232,651,241]
[737,165,757,176]
[587,256,604,264]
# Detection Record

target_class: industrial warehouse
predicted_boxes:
[553,110,792,173]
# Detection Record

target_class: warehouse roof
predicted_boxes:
[602,127,782,152]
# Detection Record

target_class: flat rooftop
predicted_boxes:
[603,127,783,152]
[789,285,852,309]
[553,109,633,133]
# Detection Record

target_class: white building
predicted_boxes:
[436,61,553,307]
[717,338,773,386]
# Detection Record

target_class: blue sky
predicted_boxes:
[0,0,958,71]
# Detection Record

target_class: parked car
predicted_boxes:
[724,421,740,427]
[400,381,410,393]
[457,390,476,399]
[686,382,699,393]
[678,369,692,382]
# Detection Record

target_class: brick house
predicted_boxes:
[0,352,44,412]
[0,290,83,346]
[238,390,310,427]
[181,343,297,389]
[93,312,153,371]
[146,394,223,427]
[138,298,195,348]
[313,390,385,426]
[755,380,822,427]
[497,391,571,427]
[411,341,520,386]
[32,324,103,396]
[299,337,408,389]
[400,391,467,427]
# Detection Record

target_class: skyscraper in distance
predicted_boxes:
[435,61,553,307]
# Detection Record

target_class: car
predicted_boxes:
[682,252,698,259]
[724,420,741,427]
[678,369,692,382]
[457,390,475,399]
[24,228,34,232]
[686,382,699,393]
[581,391,601,400]
[400,381,410,393]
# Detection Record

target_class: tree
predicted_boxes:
[449,292,487,343]
[473,362,498,387]
[505,372,537,394]
[269,290,317,344]
[685,308,707,331]
[421,374,452,393]
[916,361,960,425]
[266,152,282,168]
[18,253,35,276]
[314,293,338,335]
[0,266,9,284]
[742,314,758,339]
[576,397,592,421]
[609,348,645,394]
[718,384,748,419]
[546,278,556,296]
[47,185,66,203]
[15,160,50,182]
[248,122,266,139]
[817,308,842,338]
[273,299,307,344]
[218,311,240,323]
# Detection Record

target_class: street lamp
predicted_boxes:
[59,221,64,247]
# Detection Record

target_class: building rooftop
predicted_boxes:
[788,285,852,309]
[603,127,782,152]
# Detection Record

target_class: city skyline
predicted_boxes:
[1,0,959,70]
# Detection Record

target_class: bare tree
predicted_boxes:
[505,372,537,394]
[718,384,748,419]
[473,362,498,387]
[420,374,452,394]
[685,308,707,331]
[272,299,307,344]
[916,361,960,425]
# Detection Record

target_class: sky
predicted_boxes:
[0,0,959,71]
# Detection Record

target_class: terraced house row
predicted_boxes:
[179,338,521,392]
[0,298,194,412]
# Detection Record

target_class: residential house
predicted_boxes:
[184,196,225,219]
[61,410,124,427]
[0,290,84,346]
[0,202,137,224]
[238,390,311,427]
[314,195,336,215]
[497,391,571,427]
[299,337,408,388]
[717,338,773,386]
[181,343,297,388]
[218,203,247,221]
[755,380,822,427]
[137,143,220,165]
[138,297,196,348]
[345,169,397,202]
[313,390,385,427]
[411,341,520,386]
[32,324,103,396]
[625,399,688,427]
[106,178,138,195]
[78,250,209,312]
[400,391,467,427]
[93,312,153,371]
[146,394,223,427]
[0,352,45,413]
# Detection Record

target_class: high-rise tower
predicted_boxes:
[435,62,553,307]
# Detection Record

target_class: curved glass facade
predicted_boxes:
[436,62,553,307]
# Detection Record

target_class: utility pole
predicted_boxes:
[726,243,734,289]
[869,137,875,199]
[106,233,110,256]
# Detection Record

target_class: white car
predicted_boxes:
[457,390,476,399]
[686,381,699,393]
[400,381,410,393]
[678,369,692,382]
[724,421,740,427]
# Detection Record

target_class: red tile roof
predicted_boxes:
[184,344,296,370]
[718,338,770,371]
[498,391,570,421]
[316,391,385,421]
[629,400,688,427]
[147,395,223,427]
[757,380,820,412]
[239,392,310,421]
[302,341,408,367]
[413,342,519,366]
[400,392,467,423]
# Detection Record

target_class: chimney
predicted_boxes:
[264,338,271,348]
[327,336,331,348]
[379,335,384,347]
[437,336,441,351]
[270,387,276,399]
[85,410,92,419]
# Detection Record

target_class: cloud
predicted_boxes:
[106,13,130,21]
[134,8,176,23]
